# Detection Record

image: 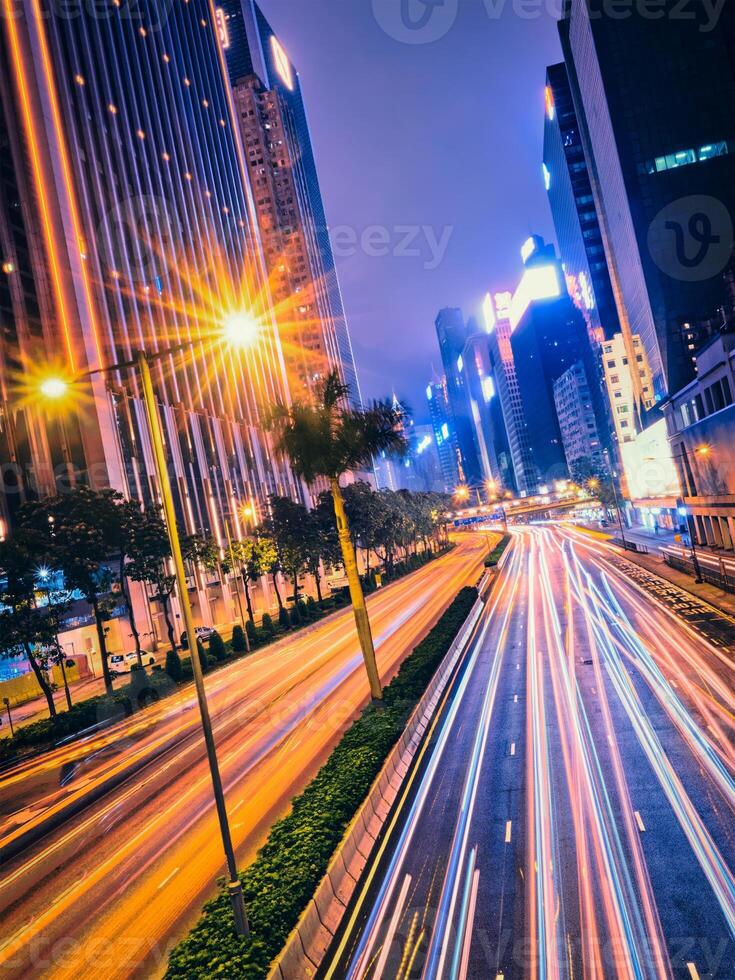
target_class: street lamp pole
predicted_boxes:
[603,449,627,550]
[137,351,248,935]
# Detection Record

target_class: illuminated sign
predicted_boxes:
[579,271,595,311]
[426,384,433,401]
[441,422,449,440]
[482,293,496,333]
[520,236,537,264]
[620,419,681,500]
[494,291,513,319]
[456,354,464,374]
[482,376,496,401]
[214,8,230,49]
[543,162,551,191]
[509,264,561,330]
[545,85,554,121]
[416,435,432,454]
[271,36,294,91]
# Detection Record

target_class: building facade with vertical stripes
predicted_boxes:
[0,0,301,645]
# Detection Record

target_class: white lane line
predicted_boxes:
[157,866,180,890]
[505,820,512,843]
[513,694,518,703]
[634,811,646,833]
[686,964,700,980]
[373,873,412,980]
[510,742,516,756]
[457,868,481,980]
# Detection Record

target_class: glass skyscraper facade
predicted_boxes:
[218,0,361,405]
[543,62,620,345]
[560,0,735,403]
[0,0,298,626]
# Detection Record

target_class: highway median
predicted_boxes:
[165,581,483,979]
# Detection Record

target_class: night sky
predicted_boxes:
[261,0,562,422]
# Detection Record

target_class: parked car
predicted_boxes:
[180,626,215,650]
[109,653,127,676]
[125,651,156,668]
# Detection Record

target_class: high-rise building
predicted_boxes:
[543,62,620,345]
[426,378,462,492]
[553,361,605,476]
[601,334,655,446]
[219,0,361,404]
[485,292,538,496]
[0,0,298,644]
[434,308,483,488]
[560,0,735,404]
[509,238,609,488]
[461,323,514,492]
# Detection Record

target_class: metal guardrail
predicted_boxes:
[664,550,735,596]
[612,537,649,555]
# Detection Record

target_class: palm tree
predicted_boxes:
[270,371,406,700]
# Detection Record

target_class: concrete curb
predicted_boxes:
[267,579,488,980]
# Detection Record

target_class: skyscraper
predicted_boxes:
[461,325,514,492]
[553,361,605,476]
[560,0,735,403]
[218,0,361,404]
[0,0,297,635]
[434,308,483,488]
[509,238,609,488]
[543,62,620,345]
[426,378,462,492]
[485,292,538,496]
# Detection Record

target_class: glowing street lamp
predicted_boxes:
[221,311,259,350]
[33,322,255,936]
[454,485,470,501]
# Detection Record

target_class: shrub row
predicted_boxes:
[0,548,451,767]
[166,584,479,979]
[484,532,512,567]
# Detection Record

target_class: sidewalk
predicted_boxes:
[598,530,735,622]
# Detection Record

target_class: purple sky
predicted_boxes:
[261,0,562,421]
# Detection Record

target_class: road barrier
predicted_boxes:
[268,578,489,979]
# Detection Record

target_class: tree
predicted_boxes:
[123,509,176,653]
[0,531,69,719]
[227,536,276,624]
[571,457,618,513]
[264,496,310,620]
[269,370,406,700]
[19,487,124,697]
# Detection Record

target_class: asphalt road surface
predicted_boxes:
[0,535,486,979]
[325,525,735,980]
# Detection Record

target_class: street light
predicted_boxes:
[35,315,259,937]
[677,504,703,583]
[602,448,628,550]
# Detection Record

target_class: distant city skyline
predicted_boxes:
[260,0,561,420]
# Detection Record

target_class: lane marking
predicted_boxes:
[687,964,700,980]
[373,873,412,980]
[634,811,646,833]
[505,820,512,843]
[232,799,245,813]
[513,694,518,703]
[510,742,516,756]
[157,866,180,890]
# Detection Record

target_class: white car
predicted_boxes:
[109,653,128,675]
[180,626,215,650]
[125,651,157,669]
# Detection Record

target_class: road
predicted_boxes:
[0,536,486,979]
[326,525,735,980]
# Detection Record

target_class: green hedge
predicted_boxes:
[166,585,478,979]
[0,547,450,767]
[484,533,512,567]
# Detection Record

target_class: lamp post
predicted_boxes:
[602,449,627,550]
[36,319,260,937]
